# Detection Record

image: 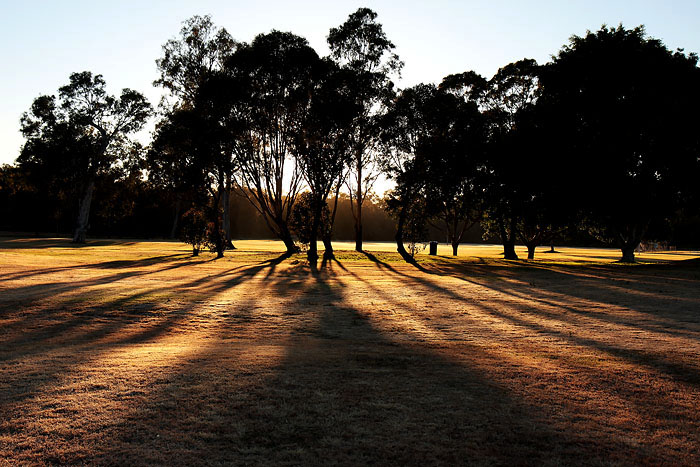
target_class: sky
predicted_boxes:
[2,0,700,166]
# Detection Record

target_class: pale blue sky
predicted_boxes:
[2,0,699,165]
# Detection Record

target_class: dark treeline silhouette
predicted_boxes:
[2,10,700,263]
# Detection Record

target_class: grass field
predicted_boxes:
[1,238,699,465]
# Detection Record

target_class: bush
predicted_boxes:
[179,207,208,256]
[289,192,331,248]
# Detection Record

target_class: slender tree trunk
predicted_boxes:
[452,241,459,256]
[354,155,363,252]
[222,178,235,249]
[322,236,334,259]
[72,179,95,244]
[192,247,199,257]
[211,192,224,259]
[307,201,321,264]
[170,196,182,239]
[324,182,340,260]
[395,205,411,262]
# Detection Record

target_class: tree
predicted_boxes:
[226,31,320,255]
[480,59,541,260]
[289,192,331,248]
[179,207,208,256]
[328,7,402,252]
[149,103,229,257]
[380,84,457,262]
[292,62,359,263]
[541,25,700,262]
[19,72,151,243]
[154,15,236,108]
[154,15,239,248]
[422,74,488,256]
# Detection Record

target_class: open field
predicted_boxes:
[1,238,700,465]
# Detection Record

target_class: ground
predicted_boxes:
[1,238,699,465]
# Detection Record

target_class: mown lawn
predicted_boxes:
[1,238,699,465]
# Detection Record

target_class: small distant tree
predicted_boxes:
[179,207,208,256]
[289,192,331,251]
[19,72,152,243]
[403,196,429,258]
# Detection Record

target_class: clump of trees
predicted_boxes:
[5,11,700,263]
[18,72,151,243]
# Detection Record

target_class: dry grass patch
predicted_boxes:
[0,238,699,465]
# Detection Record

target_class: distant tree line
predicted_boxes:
[2,9,699,263]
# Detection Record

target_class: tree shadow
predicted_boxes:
[2,253,699,464]
[0,253,293,413]
[0,237,139,249]
[70,259,683,465]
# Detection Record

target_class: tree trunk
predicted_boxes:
[170,197,182,239]
[620,246,635,263]
[211,193,224,259]
[499,218,518,260]
[322,236,334,259]
[192,247,199,257]
[452,242,459,256]
[503,241,518,260]
[395,205,412,262]
[307,239,318,263]
[618,224,645,263]
[527,244,536,260]
[222,183,235,250]
[354,155,363,252]
[72,179,95,244]
[307,205,321,264]
[279,226,299,255]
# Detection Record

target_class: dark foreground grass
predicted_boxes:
[1,239,699,465]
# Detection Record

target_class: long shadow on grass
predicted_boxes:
[81,260,664,466]
[338,259,700,461]
[369,257,700,386]
[425,259,700,338]
[0,254,289,412]
[3,254,699,464]
[0,237,138,249]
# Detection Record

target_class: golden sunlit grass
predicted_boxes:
[1,237,699,465]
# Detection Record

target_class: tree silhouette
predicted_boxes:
[541,25,700,262]
[431,73,489,255]
[19,72,151,243]
[154,15,238,248]
[328,7,402,252]
[292,62,359,262]
[480,59,541,260]
[226,31,320,255]
[380,84,458,262]
[154,15,236,109]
